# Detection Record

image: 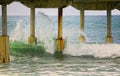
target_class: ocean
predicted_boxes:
[0,13,120,76]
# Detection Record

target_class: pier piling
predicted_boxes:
[79,9,86,42]
[0,4,9,63]
[28,7,37,44]
[105,4,113,43]
[56,8,64,52]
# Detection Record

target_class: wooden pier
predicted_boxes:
[0,0,120,63]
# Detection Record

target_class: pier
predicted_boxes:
[0,0,120,63]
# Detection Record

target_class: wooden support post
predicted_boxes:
[105,5,112,43]
[78,9,85,42]
[0,4,9,63]
[28,7,37,44]
[55,8,64,52]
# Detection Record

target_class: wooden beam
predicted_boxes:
[72,2,119,10]
[73,0,120,2]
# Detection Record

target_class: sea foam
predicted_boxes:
[64,43,120,58]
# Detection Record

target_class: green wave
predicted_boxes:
[10,42,47,57]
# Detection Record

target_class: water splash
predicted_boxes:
[10,12,55,54]
[63,27,120,58]
[10,20,25,42]
[10,13,120,58]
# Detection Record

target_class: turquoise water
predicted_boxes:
[0,13,120,76]
[1,15,120,43]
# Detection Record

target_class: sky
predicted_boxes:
[0,2,120,16]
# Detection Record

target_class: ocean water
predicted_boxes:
[0,13,120,76]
